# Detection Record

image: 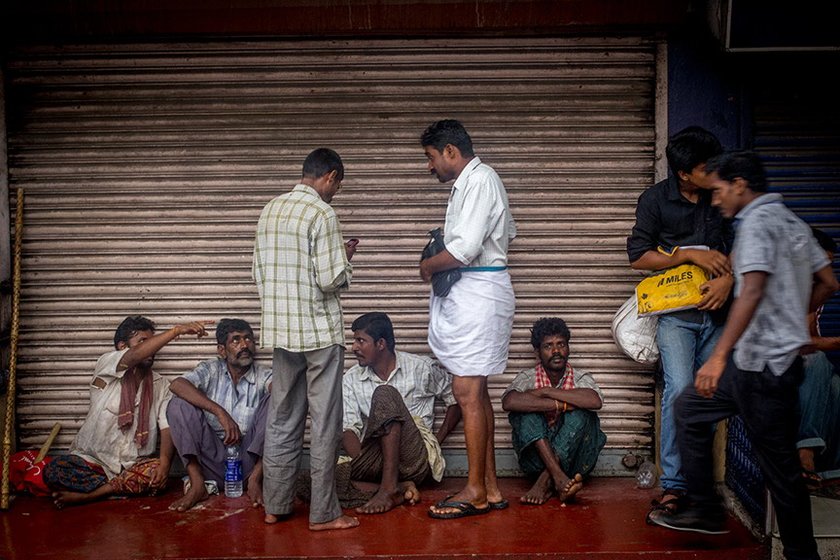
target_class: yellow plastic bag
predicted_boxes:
[635,263,708,317]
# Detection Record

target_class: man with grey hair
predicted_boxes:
[167,318,272,512]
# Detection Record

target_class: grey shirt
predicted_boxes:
[732,193,829,375]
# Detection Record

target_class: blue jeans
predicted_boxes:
[798,351,840,480]
[655,312,722,491]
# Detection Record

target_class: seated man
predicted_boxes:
[43,316,210,508]
[502,317,607,505]
[167,318,272,511]
[341,312,462,514]
[798,228,840,487]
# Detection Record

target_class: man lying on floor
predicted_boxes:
[502,317,607,505]
[43,316,209,508]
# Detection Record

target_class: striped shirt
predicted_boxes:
[732,193,829,375]
[253,183,352,351]
[444,157,516,268]
[180,358,272,439]
[342,351,457,439]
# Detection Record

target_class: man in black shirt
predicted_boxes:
[626,126,733,518]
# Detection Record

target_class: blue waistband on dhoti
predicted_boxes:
[458,266,507,272]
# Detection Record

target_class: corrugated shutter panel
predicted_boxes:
[752,87,840,350]
[6,37,656,468]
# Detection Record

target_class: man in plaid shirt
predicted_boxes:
[254,148,359,532]
[502,317,607,506]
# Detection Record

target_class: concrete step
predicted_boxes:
[772,494,840,560]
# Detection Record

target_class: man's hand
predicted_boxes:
[246,462,264,508]
[530,387,554,399]
[216,409,242,446]
[695,354,727,398]
[684,249,731,277]
[345,238,359,261]
[419,259,433,283]
[151,456,171,488]
[174,321,213,339]
[697,275,734,311]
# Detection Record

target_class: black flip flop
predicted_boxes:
[428,500,491,519]
[489,499,509,510]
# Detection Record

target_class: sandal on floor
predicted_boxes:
[645,491,683,525]
[802,469,823,490]
[428,500,491,520]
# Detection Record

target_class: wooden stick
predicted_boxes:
[35,423,61,464]
[2,188,23,510]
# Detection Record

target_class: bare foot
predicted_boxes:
[402,481,421,505]
[355,486,405,514]
[264,512,293,524]
[354,481,421,515]
[309,514,360,531]
[169,483,209,512]
[485,481,504,507]
[52,491,95,509]
[557,473,584,503]
[428,488,487,517]
[521,471,554,505]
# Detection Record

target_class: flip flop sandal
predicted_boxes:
[440,494,508,510]
[428,500,491,520]
[802,469,823,490]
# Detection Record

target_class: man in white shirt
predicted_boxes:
[419,119,516,519]
[43,316,210,508]
[340,312,461,514]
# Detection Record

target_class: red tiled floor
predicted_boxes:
[0,477,766,560]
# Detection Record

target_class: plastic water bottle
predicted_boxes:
[224,444,243,497]
[636,458,657,489]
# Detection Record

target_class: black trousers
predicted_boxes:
[675,356,819,560]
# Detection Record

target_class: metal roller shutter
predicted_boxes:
[752,86,840,349]
[6,36,656,473]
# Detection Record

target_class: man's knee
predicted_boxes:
[370,384,402,412]
[451,376,483,406]
[167,396,203,428]
[673,387,701,431]
[509,411,547,431]
[563,408,598,431]
[509,412,549,449]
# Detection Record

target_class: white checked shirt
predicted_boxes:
[342,351,457,440]
[253,183,352,351]
[444,157,516,268]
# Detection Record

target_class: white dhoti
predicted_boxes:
[428,269,515,377]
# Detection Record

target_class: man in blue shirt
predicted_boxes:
[650,152,838,560]
[167,318,272,512]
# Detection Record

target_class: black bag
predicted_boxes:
[420,227,462,297]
